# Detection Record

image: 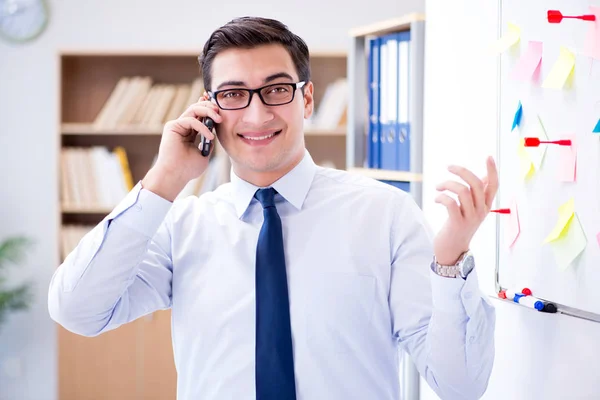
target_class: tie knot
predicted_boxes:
[255,187,277,209]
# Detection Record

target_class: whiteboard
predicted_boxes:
[496,0,600,322]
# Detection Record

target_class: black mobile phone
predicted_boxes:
[200,117,216,157]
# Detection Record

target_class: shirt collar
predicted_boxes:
[230,149,317,218]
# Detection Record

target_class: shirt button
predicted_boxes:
[133,204,142,211]
[469,336,476,344]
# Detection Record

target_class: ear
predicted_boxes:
[302,81,315,119]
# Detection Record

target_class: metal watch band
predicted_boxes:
[434,264,461,278]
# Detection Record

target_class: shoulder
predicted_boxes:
[166,182,235,223]
[313,166,414,205]
[313,166,429,231]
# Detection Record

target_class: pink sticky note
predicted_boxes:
[507,199,520,248]
[511,41,543,81]
[558,134,577,182]
[584,6,600,60]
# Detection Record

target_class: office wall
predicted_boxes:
[0,1,424,399]
[421,1,600,399]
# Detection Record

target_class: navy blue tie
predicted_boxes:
[254,188,297,400]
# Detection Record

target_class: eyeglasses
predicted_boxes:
[207,81,306,110]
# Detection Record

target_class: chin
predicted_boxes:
[243,152,288,172]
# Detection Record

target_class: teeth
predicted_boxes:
[243,133,275,140]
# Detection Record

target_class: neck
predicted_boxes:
[234,150,304,188]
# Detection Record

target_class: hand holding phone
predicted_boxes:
[141,94,220,201]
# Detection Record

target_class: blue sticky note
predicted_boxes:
[512,101,523,131]
[593,119,600,133]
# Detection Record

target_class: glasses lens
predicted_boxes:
[216,89,250,109]
[261,84,294,105]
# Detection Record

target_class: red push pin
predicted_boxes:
[548,10,596,23]
[490,208,511,214]
[523,137,572,147]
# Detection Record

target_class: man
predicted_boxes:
[49,16,497,400]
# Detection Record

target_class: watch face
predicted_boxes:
[461,254,475,277]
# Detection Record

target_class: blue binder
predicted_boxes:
[367,37,381,168]
[378,32,399,171]
[396,30,411,171]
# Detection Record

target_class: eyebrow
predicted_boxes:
[215,72,295,90]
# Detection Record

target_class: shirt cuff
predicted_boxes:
[430,266,482,315]
[105,181,173,238]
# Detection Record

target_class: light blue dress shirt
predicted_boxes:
[49,149,495,400]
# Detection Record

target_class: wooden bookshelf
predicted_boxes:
[347,14,426,206]
[57,49,348,400]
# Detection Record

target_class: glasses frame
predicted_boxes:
[207,81,306,110]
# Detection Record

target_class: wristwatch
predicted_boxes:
[430,250,475,279]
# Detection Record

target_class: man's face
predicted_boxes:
[210,44,314,179]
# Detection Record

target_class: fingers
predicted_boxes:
[484,156,499,209]
[435,180,474,217]
[165,117,215,140]
[447,165,485,212]
[435,193,462,221]
[179,101,223,123]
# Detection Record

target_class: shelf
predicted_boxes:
[61,205,112,214]
[348,167,422,182]
[62,123,346,137]
[62,123,163,135]
[349,13,425,37]
[305,127,346,136]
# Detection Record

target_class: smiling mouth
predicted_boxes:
[238,130,282,141]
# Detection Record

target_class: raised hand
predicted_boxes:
[433,156,499,265]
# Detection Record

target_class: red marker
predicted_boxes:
[522,287,532,296]
[498,290,507,299]
[490,208,511,214]
[547,10,596,23]
[523,137,572,147]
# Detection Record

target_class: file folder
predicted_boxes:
[397,30,411,171]
[367,36,381,168]
[379,32,399,170]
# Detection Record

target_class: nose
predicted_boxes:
[241,92,274,126]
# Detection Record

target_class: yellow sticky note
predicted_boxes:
[492,22,521,53]
[549,213,587,271]
[544,198,575,243]
[542,46,575,89]
[517,138,535,181]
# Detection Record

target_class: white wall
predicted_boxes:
[422,1,600,399]
[0,1,424,399]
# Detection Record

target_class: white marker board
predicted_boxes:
[495,0,600,322]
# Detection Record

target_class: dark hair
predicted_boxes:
[198,16,311,91]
